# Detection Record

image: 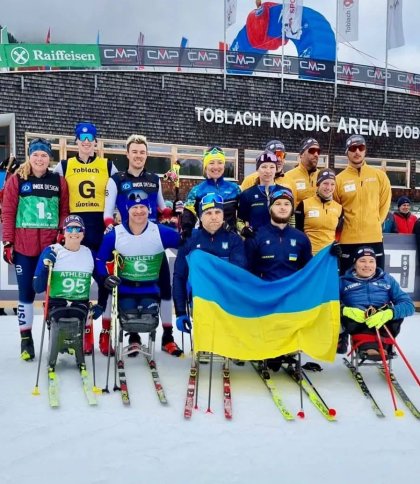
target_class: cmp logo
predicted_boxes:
[10,46,30,65]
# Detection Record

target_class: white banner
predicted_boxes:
[337,0,359,42]
[282,0,303,40]
[226,0,237,28]
[388,0,405,49]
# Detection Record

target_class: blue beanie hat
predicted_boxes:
[75,122,97,139]
[397,196,411,208]
[199,193,224,216]
[125,190,151,212]
[345,134,366,154]
[63,215,85,230]
[28,138,53,157]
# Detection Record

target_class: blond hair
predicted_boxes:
[126,134,148,151]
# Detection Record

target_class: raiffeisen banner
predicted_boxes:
[4,44,101,68]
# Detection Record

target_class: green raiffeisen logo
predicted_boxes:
[4,44,100,68]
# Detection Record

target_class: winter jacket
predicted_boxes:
[340,268,414,320]
[283,162,319,206]
[393,211,417,234]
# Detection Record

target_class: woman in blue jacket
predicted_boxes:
[339,246,414,359]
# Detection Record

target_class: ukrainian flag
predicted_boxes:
[188,246,340,362]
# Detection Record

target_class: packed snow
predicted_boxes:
[0,310,419,484]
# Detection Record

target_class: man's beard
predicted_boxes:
[271,213,291,224]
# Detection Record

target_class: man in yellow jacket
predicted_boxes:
[334,134,391,275]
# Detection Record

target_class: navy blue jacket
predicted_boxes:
[245,223,312,281]
[173,226,246,316]
[238,185,277,230]
[340,268,415,320]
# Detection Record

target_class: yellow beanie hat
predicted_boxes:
[203,146,226,174]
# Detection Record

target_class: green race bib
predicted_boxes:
[120,253,164,282]
[16,196,59,229]
[50,271,91,300]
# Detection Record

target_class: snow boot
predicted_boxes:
[127,332,141,358]
[20,330,35,361]
[99,318,114,356]
[161,327,183,357]
[83,325,94,355]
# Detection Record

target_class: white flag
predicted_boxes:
[282,0,303,40]
[388,0,405,49]
[337,0,359,42]
[226,0,237,28]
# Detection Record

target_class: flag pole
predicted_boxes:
[223,0,227,90]
[384,1,389,104]
[281,4,285,94]
[334,0,339,98]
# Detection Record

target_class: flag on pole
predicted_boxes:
[137,32,144,46]
[137,32,145,70]
[226,0,237,28]
[219,41,228,52]
[96,30,100,44]
[177,37,188,71]
[0,26,9,44]
[388,0,405,49]
[45,27,51,44]
[282,0,303,40]
[337,0,359,42]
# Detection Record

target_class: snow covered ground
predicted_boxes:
[0,311,419,484]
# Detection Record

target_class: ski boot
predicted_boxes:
[161,327,183,357]
[21,330,35,361]
[83,325,94,355]
[127,332,141,358]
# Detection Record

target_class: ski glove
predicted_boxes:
[176,315,192,333]
[104,275,121,290]
[365,309,393,329]
[91,304,104,320]
[330,241,342,257]
[2,242,14,265]
[342,306,366,323]
[43,248,57,268]
[240,226,255,239]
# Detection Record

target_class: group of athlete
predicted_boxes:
[0,124,415,366]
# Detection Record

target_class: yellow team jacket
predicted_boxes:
[283,163,319,206]
[299,196,343,255]
[333,162,391,244]
[65,157,109,213]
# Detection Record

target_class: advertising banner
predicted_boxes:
[0,45,8,68]
[4,44,101,68]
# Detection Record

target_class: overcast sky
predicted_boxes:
[1,0,419,73]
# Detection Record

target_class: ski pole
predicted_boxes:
[206,352,214,413]
[383,325,420,386]
[376,328,404,417]
[32,263,53,396]
[88,308,101,394]
[194,351,200,410]
[302,369,337,417]
[297,352,305,419]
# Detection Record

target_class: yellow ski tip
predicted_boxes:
[394,409,405,417]
[32,387,40,396]
[93,386,103,394]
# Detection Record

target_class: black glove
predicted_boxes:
[302,362,323,372]
[104,275,121,290]
[330,241,342,257]
[241,226,255,239]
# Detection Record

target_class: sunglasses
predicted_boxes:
[270,188,293,201]
[201,193,224,206]
[308,147,321,155]
[78,133,95,142]
[348,144,366,153]
[65,225,84,233]
[274,150,286,159]
[204,146,224,157]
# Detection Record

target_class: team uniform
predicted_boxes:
[295,195,343,255]
[283,162,319,207]
[2,171,69,334]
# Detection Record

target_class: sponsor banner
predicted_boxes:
[283,0,304,40]
[0,45,8,68]
[337,0,359,42]
[4,44,100,68]
[143,46,181,66]
[100,45,139,66]
[298,58,335,82]
[184,49,220,69]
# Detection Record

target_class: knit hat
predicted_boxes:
[265,139,285,153]
[269,186,294,208]
[256,150,278,169]
[316,168,336,186]
[353,246,376,263]
[397,196,411,208]
[345,134,366,154]
[199,193,224,216]
[75,122,97,140]
[299,138,320,154]
[125,190,151,212]
[28,138,53,158]
[63,215,85,230]
[202,146,226,174]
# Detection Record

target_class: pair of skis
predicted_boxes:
[343,357,420,419]
[184,358,232,419]
[47,364,98,408]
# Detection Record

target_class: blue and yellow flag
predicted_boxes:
[188,246,340,362]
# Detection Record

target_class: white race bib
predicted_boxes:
[308,210,320,218]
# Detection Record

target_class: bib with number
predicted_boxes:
[16,195,59,228]
[50,271,91,299]
[120,253,164,281]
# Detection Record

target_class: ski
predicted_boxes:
[146,358,168,404]
[378,368,420,419]
[343,358,385,418]
[48,367,60,408]
[79,365,98,406]
[251,362,295,421]
[283,364,336,421]
[117,359,130,405]
[184,364,198,419]
[222,360,232,420]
